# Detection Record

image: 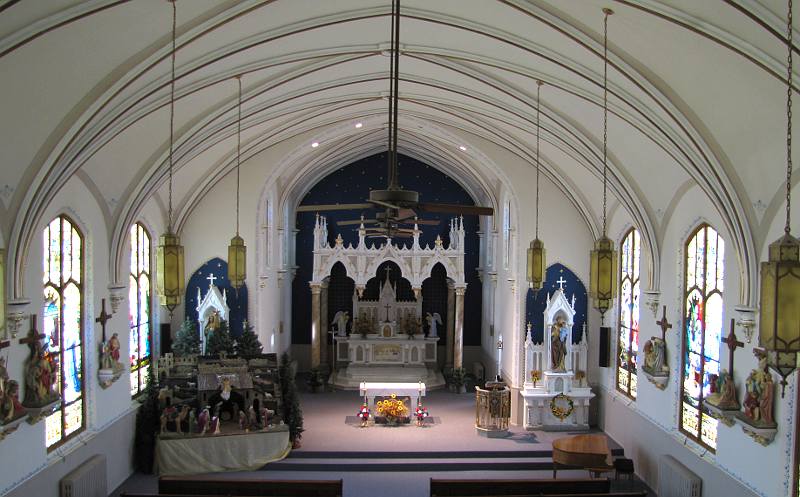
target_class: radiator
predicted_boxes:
[658,454,702,497]
[60,454,107,497]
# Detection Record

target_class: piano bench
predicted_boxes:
[613,458,635,480]
[586,466,614,478]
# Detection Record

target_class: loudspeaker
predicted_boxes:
[598,326,611,367]
[160,323,172,354]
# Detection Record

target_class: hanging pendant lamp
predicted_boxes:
[589,8,617,318]
[527,81,546,292]
[228,75,247,291]
[156,0,185,314]
[759,0,800,397]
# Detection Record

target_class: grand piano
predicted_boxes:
[552,434,613,478]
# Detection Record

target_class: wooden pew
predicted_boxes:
[430,478,611,496]
[157,476,343,497]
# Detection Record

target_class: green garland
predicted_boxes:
[550,393,574,421]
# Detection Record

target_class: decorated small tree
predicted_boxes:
[172,318,200,356]
[133,358,159,472]
[206,319,235,356]
[235,321,263,357]
[279,352,304,447]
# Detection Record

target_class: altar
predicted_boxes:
[521,285,594,430]
[359,381,426,412]
[310,216,460,389]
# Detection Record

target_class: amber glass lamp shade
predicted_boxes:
[759,232,800,395]
[156,231,185,312]
[590,235,617,315]
[527,238,546,292]
[228,235,247,290]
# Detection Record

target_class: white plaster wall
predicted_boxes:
[0,176,136,496]
[597,183,792,497]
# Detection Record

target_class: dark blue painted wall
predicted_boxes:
[292,152,482,346]
[525,263,587,344]
[185,257,249,337]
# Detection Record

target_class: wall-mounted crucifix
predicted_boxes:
[95,298,112,342]
[722,318,743,375]
[19,315,45,351]
[656,305,672,341]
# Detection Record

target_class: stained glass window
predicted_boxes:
[680,224,724,450]
[43,215,84,449]
[129,223,151,397]
[616,228,640,398]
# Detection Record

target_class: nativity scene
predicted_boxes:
[0,2,799,497]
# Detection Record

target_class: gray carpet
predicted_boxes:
[112,388,654,497]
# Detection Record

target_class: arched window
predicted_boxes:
[616,228,640,399]
[681,224,724,450]
[129,223,151,397]
[43,215,84,449]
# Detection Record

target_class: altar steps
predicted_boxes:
[264,448,625,473]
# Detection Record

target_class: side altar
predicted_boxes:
[310,216,465,389]
[521,285,593,430]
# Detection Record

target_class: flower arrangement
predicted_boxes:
[414,403,429,426]
[531,370,541,387]
[376,394,408,423]
[356,403,370,428]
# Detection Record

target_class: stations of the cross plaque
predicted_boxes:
[722,318,744,375]
[95,298,113,342]
[656,305,672,341]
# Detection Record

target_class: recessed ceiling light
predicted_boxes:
[355,122,363,128]
[459,145,467,151]
[311,142,319,148]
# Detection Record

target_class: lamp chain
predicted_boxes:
[236,76,242,236]
[535,82,541,240]
[787,0,794,235]
[602,9,609,238]
[168,0,177,233]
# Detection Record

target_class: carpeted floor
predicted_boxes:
[112,387,654,497]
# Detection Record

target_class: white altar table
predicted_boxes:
[359,381,426,410]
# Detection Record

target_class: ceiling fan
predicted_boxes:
[296,0,493,236]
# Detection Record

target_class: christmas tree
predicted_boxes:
[235,321,263,357]
[206,319,235,356]
[172,318,200,356]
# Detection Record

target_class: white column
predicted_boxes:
[310,283,321,368]
[446,283,455,367]
[454,286,466,369]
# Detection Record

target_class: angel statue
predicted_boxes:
[426,312,442,338]
[333,310,350,337]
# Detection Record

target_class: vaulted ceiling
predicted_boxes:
[0,0,794,303]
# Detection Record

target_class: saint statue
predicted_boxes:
[205,310,221,343]
[550,316,568,372]
[426,312,442,338]
[333,311,350,337]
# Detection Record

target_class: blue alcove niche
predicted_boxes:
[292,152,482,346]
[185,257,249,338]
[525,263,587,343]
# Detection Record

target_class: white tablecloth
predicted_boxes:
[155,425,291,475]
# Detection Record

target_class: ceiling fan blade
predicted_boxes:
[337,219,379,226]
[296,203,375,212]
[417,202,494,216]
[397,219,439,226]
[396,208,417,220]
[369,199,401,210]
